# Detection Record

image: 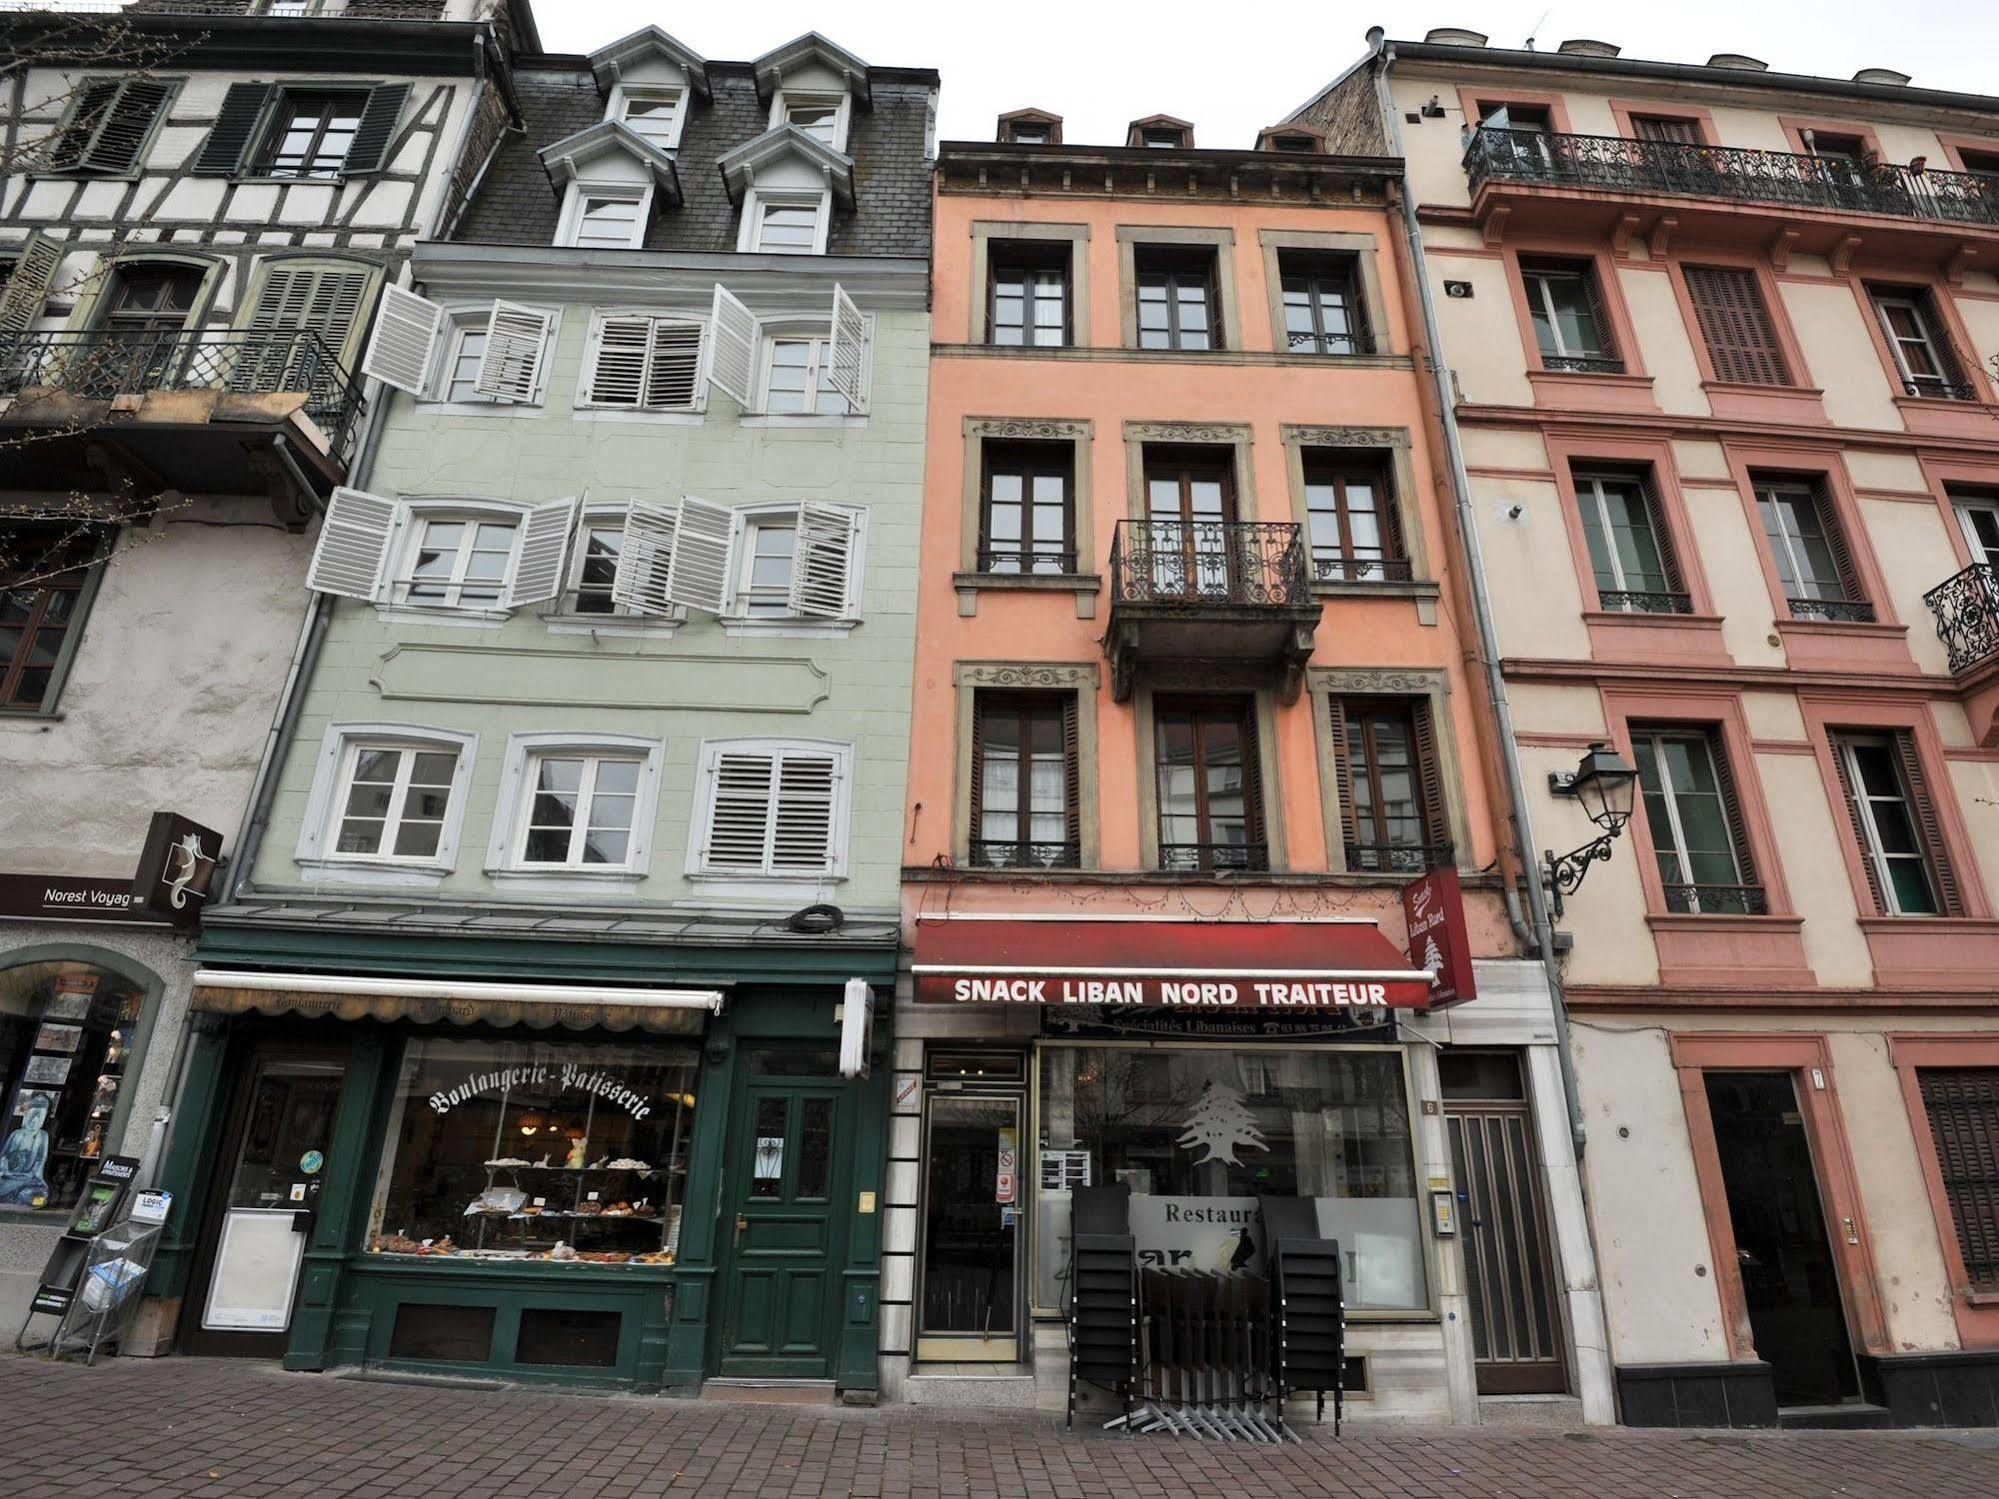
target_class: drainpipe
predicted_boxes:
[1369,31,1588,1159]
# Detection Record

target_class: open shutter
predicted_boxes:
[586,314,653,407]
[1831,737,1890,915]
[771,750,840,872]
[788,502,860,619]
[0,232,64,334]
[1237,704,1266,850]
[664,495,737,614]
[361,283,445,395]
[1893,730,1967,917]
[645,320,705,409]
[1325,698,1359,858]
[1918,289,1973,394]
[1684,265,1788,386]
[474,300,552,403]
[47,80,118,172]
[194,82,272,176]
[707,283,759,407]
[967,696,989,856]
[610,499,680,617]
[1060,692,1082,858]
[825,282,869,414]
[502,497,580,610]
[1811,481,1865,604]
[306,486,399,601]
[1579,266,1620,362]
[1917,1070,1999,1290]
[705,749,778,870]
[1708,733,1759,888]
[1410,700,1453,859]
[344,83,410,175]
[1635,469,1685,594]
[66,79,170,174]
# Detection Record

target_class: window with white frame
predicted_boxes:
[439,318,492,403]
[363,290,556,407]
[702,282,869,416]
[608,497,863,624]
[569,514,626,615]
[736,513,799,616]
[563,188,648,250]
[398,514,519,608]
[746,192,828,255]
[306,490,579,617]
[582,312,705,410]
[517,751,645,869]
[760,331,849,414]
[688,739,852,881]
[617,87,686,152]
[773,90,848,151]
[331,742,461,862]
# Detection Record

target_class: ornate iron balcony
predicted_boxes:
[1109,519,1312,610]
[0,327,366,459]
[1346,841,1453,875]
[977,547,1079,576]
[1464,126,1999,228]
[1925,562,1999,674]
[1313,555,1415,585]
[1787,596,1876,623]
[1902,375,1979,401]
[1663,883,1770,916]
[1543,354,1626,375]
[967,839,1080,871]
[41,2,453,17]
[1599,589,1693,615]
[1285,328,1377,356]
[1157,842,1269,874]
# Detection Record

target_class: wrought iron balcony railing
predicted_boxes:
[1464,126,1999,229]
[1664,883,1770,916]
[1902,375,1980,402]
[1925,562,1999,674]
[9,2,452,17]
[1285,327,1377,356]
[1312,554,1415,585]
[967,839,1081,871]
[1109,519,1312,611]
[1346,841,1454,875]
[1543,353,1626,375]
[1157,841,1269,874]
[976,547,1079,576]
[1599,589,1693,615]
[1787,596,1876,624]
[0,327,366,460]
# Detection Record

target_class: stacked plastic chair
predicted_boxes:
[1259,1196,1346,1437]
[1065,1184,1140,1430]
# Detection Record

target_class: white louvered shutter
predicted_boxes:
[645,320,705,409]
[475,300,553,402]
[825,283,869,414]
[707,284,759,407]
[771,750,840,872]
[610,499,680,616]
[361,283,445,396]
[586,314,652,406]
[704,749,778,871]
[503,496,580,610]
[664,495,737,614]
[306,487,400,601]
[788,503,861,619]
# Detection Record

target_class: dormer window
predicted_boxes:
[539,120,681,252]
[746,193,828,255]
[774,90,849,153]
[565,189,647,250]
[1128,116,1193,150]
[998,110,1062,146]
[616,88,687,153]
[1010,123,1049,145]
[1142,128,1182,149]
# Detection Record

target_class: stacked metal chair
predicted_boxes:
[1260,1196,1347,1437]
[1064,1184,1140,1431]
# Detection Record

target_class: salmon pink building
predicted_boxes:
[883,107,1612,1424]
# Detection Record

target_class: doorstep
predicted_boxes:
[905,1363,1038,1409]
[699,1378,838,1406]
[1478,1393,1585,1429]
[1777,1402,1895,1430]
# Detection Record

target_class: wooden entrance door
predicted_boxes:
[715,1048,852,1377]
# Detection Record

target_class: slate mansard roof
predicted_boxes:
[453,56,937,257]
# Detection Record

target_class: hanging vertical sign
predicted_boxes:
[838,977,873,1079]
[1402,865,1477,1009]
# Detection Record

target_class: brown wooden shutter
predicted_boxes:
[1326,697,1359,858]
[1684,265,1788,386]
[1918,1069,1999,1289]
[1708,732,1759,888]
[1893,730,1967,916]
[1410,699,1453,859]
[1579,265,1620,363]
[1061,691,1082,859]
[967,692,989,857]
[1917,288,1972,392]
[1831,735,1890,915]
[1635,468,1685,593]
[1634,116,1702,144]
[1343,259,1374,354]
[1238,701,1266,848]
[1375,464,1408,566]
[1811,479,1865,604]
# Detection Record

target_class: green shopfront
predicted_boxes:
[146,918,894,1394]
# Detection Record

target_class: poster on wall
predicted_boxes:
[32,1024,83,1054]
[22,1055,71,1087]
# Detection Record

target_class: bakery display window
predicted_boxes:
[0,961,145,1213]
[364,1036,697,1265]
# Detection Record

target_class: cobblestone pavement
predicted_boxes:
[6,1354,1999,1498]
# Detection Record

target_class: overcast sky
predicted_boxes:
[537,1,1997,151]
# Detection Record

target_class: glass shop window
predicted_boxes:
[0,961,145,1213]
[1033,1045,1425,1311]
[365,1037,698,1265]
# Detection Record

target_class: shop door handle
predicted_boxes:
[734,1214,749,1249]
[1842,1216,1859,1246]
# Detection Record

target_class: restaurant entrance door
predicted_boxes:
[916,1054,1026,1363]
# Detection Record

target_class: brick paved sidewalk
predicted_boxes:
[5,1354,1998,1499]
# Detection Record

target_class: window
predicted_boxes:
[331,742,461,862]
[979,441,1074,574]
[1303,458,1405,582]
[1572,469,1687,612]
[565,191,646,250]
[1327,698,1449,873]
[398,516,519,609]
[567,516,626,616]
[759,333,849,415]
[607,497,861,624]
[618,89,685,152]
[1683,264,1790,386]
[259,91,365,178]
[988,241,1069,347]
[1755,478,1871,621]
[1142,447,1237,597]
[1630,114,1702,144]
[0,523,100,713]
[1154,698,1265,872]
[970,692,1078,868]
[1140,128,1185,149]
[735,515,797,617]
[365,295,555,407]
[514,751,645,870]
[747,194,826,255]
[1280,251,1369,355]
[440,321,489,403]
[1869,285,1970,399]
[1,961,149,1214]
[1134,246,1220,351]
[1916,1069,1999,1290]
[1006,122,1051,145]
[776,92,847,151]
[1960,148,1999,180]
[1476,102,1554,172]
[1954,492,1999,569]
[1631,728,1762,913]
[1521,257,1620,373]
[1832,731,1962,917]
[47,78,171,175]
[583,314,704,410]
[1034,1046,1426,1311]
[689,740,851,881]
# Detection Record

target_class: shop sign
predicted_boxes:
[1041,1005,1395,1042]
[930,975,1421,1008]
[995,1127,1016,1205]
[0,873,165,926]
[1129,1195,1263,1275]
[426,1063,653,1120]
[132,811,224,926]
[1402,866,1477,1009]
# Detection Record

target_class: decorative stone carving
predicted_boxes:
[1312,667,1446,696]
[968,417,1092,441]
[1123,421,1252,445]
[955,661,1100,689]
[1283,424,1409,448]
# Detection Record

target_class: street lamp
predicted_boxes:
[1544,741,1639,919]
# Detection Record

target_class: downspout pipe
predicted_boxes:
[1370,31,1588,1158]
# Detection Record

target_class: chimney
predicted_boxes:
[1557,40,1621,58]
[1424,28,1489,46]
[1853,67,1912,86]
[1706,53,1770,71]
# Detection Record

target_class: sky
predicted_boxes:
[536,1,1999,151]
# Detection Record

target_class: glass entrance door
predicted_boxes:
[183,1050,345,1356]
[917,1094,1023,1362]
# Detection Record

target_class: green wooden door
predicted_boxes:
[716,1049,850,1377]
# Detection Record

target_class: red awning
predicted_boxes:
[911,916,1434,1009]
